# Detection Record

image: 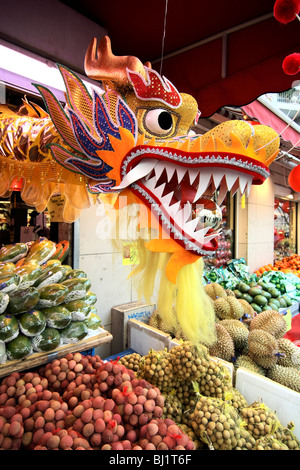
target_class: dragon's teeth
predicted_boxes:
[175,166,186,183]
[165,165,176,182]
[193,169,212,203]
[168,201,181,218]
[153,182,166,198]
[239,174,249,194]
[184,217,200,235]
[225,172,238,191]
[187,168,199,185]
[154,161,165,181]
[161,190,174,207]
[212,169,225,189]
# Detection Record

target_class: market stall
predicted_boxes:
[0,0,300,453]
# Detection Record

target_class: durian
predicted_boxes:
[267,364,300,393]
[219,319,249,353]
[208,323,235,362]
[248,329,279,369]
[237,298,255,319]
[214,296,244,320]
[204,282,227,300]
[234,354,266,376]
[277,338,300,369]
[249,310,287,339]
[148,310,174,335]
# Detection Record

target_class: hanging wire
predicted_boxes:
[160,0,169,76]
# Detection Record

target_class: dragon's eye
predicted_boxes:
[144,108,174,135]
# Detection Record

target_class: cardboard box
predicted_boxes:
[127,319,171,356]
[111,301,156,354]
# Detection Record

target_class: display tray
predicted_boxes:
[0,328,112,378]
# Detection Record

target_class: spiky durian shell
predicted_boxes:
[204,282,227,300]
[248,329,279,369]
[277,338,300,370]
[214,296,244,320]
[249,310,287,339]
[208,323,235,362]
[219,319,249,353]
[267,364,300,393]
[234,354,266,376]
[237,298,256,319]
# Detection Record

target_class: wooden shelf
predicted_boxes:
[0,328,112,378]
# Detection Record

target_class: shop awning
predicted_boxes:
[242,99,300,147]
[62,0,300,117]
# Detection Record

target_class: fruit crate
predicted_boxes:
[111,301,156,354]
[127,319,172,357]
[0,328,112,379]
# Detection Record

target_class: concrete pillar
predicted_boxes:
[236,177,275,273]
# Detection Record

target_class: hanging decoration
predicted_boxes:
[0,36,281,346]
[288,164,300,191]
[273,0,300,74]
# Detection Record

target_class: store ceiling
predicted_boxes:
[62,0,300,118]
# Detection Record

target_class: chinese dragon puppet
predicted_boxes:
[0,36,280,346]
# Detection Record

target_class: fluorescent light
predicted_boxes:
[0,39,100,95]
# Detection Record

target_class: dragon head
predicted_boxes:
[9,36,278,346]
[36,37,279,270]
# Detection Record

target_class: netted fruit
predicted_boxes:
[190,394,243,450]
[138,418,195,450]
[139,348,178,393]
[95,359,135,397]
[119,353,142,374]
[233,427,256,450]
[33,428,93,450]
[112,378,165,429]
[0,406,24,449]
[198,359,233,399]
[0,371,48,408]
[240,401,280,440]
[169,341,211,383]
[64,395,124,449]
[162,390,183,423]
[224,388,248,414]
[272,422,300,450]
[38,352,103,394]
[254,435,289,450]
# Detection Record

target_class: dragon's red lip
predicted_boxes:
[115,145,269,255]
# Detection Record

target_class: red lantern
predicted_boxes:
[288,165,300,192]
[9,177,23,191]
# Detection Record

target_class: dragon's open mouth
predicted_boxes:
[117,145,269,255]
